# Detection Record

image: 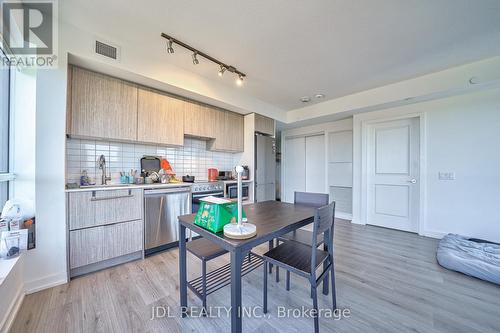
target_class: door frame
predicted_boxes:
[360,112,427,235]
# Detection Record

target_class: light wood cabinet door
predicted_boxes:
[227,112,244,152]
[184,102,216,138]
[68,191,95,230]
[255,114,275,136]
[68,189,142,230]
[94,189,143,226]
[70,66,138,141]
[137,88,184,146]
[209,111,244,152]
[69,219,143,269]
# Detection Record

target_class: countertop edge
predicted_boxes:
[65,182,193,192]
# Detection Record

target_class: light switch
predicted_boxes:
[438,172,456,180]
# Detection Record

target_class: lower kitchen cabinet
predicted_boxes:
[69,219,143,270]
[67,188,144,277]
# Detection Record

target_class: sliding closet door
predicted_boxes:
[283,137,305,203]
[305,134,326,193]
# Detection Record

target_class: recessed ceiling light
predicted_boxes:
[315,94,325,99]
[300,96,311,103]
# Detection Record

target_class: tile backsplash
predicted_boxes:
[66,138,241,184]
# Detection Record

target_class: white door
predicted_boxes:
[305,134,326,193]
[283,137,305,202]
[367,117,420,232]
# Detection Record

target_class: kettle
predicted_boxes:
[208,168,218,182]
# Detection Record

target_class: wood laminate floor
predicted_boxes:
[11,219,500,333]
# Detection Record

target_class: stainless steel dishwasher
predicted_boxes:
[144,186,191,256]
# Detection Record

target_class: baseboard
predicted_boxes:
[0,285,24,333]
[421,229,447,239]
[336,212,353,221]
[24,271,68,294]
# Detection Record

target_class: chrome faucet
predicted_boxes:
[97,154,111,185]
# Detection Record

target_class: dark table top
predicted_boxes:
[178,201,316,252]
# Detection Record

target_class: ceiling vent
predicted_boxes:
[94,40,120,61]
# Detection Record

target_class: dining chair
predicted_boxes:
[273,191,329,289]
[262,201,337,333]
[186,237,228,312]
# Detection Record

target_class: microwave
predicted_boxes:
[227,183,249,200]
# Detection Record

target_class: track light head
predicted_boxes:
[236,74,244,86]
[166,39,174,54]
[218,65,226,77]
[192,52,199,65]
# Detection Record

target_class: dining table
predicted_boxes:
[178,201,325,333]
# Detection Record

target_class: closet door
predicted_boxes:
[305,134,326,193]
[283,137,305,203]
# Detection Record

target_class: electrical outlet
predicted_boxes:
[438,172,456,180]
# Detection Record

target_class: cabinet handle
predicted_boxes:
[90,194,134,201]
[91,190,134,201]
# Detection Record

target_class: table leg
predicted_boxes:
[179,224,188,317]
[230,249,243,333]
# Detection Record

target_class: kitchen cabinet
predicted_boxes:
[208,110,244,152]
[69,66,138,141]
[137,88,184,146]
[255,114,275,136]
[184,101,216,138]
[67,66,246,152]
[69,219,143,269]
[68,189,142,230]
[67,188,144,277]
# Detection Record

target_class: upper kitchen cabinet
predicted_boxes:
[208,110,244,152]
[137,88,184,146]
[184,101,216,139]
[69,66,138,141]
[254,114,275,136]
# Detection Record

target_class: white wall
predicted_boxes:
[353,86,500,243]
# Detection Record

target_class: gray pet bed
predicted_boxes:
[437,234,500,285]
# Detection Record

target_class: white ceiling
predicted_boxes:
[60,0,500,111]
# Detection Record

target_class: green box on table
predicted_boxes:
[194,199,246,233]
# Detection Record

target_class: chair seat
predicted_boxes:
[263,240,328,274]
[279,229,324,247]
[186,237,227,261]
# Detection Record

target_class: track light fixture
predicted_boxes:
[166,39,174,54]
[161,32,246,86]
[236,74,244,86]
[218,65,226,77]
[192,52,199,65]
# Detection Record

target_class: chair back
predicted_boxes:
[311,201,336,274]
[294,191,329,208]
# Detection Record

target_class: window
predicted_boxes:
[0,46,12,209]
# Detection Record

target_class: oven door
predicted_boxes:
[227,184,249,199]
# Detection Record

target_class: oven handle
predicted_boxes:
[192,191,224,199]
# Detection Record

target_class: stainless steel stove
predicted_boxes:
[191,181,224,213]
[191,181,224,193]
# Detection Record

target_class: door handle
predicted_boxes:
[407,179,417,184]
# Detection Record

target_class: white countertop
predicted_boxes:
[222,179,253,184]
[65,182,193,192]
